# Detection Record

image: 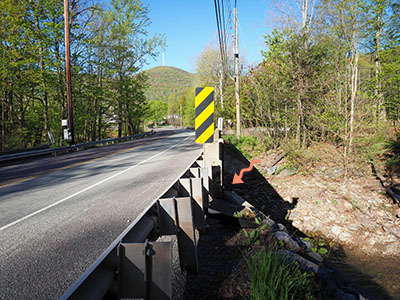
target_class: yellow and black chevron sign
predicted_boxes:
[195,87,214,144]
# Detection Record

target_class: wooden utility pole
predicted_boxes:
[234,4,240,138]
[180,103,183,128]
[64,0,74,144]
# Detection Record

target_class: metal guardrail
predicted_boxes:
[60,130,224,300]
[0,131,156,163]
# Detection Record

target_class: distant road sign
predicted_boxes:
[195,87,214,144]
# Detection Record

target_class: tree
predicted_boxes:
[147,100,167,125]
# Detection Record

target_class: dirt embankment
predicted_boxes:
[223,141,400,299]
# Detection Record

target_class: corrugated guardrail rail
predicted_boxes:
[0,131,156,163]
[59,130,224,300]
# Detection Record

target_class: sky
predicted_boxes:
[141,0,273,73]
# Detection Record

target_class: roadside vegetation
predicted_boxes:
[197,0,400,183]
[0,0,165,149]
[225,214,332,300]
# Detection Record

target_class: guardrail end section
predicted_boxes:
[118,241,172,300]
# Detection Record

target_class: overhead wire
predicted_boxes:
[214,0,225,73]
[214,0,233,75]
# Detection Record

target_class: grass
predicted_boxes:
[223,134,266,159]
[245,249,317,300]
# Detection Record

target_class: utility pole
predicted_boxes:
[180,103,183,128]
[219,64,224,109]
[64,0,74,144]
[234,3,240,138]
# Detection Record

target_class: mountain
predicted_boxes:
[143,66,195,102]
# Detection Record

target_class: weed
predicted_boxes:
[245,250,317,300]
[244,229,260,245]
[233,211,243,218]
[302,235,331,256]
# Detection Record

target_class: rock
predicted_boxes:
[267,165,278,175]
[277,167,297,177]
[331,225,353,242]
[292,219,303,228]
[301,239,313,252]
[274,231,300,251]
[333,167,344,176]
[304,251,324,264]
[294,237,306,249]
[261,218,275,227]
[335,289,356,300]
[278,250,319,273]
[343,202,353,210]
[272,223,288,233]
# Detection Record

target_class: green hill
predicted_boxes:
[143,66,195,102]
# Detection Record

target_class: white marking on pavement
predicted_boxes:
[0,136,191,232]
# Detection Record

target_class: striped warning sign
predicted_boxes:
[195,87,214,144]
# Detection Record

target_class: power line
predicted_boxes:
[215,0,235,70]
[214,0,225,69]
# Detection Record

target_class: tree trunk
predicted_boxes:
[296,94,302,147]
[349,44,359,152]
[374,12,385,121]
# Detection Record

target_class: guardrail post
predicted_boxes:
[157,196,199,273]
[118,240,172,300]
[203,129,224,199]
[179,178,206,232]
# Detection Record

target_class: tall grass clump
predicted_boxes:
[245,250,316,300]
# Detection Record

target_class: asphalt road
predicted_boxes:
[0,129,202,299]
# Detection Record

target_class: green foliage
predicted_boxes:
[0,0,165,150]
[243,229,260,246]
[245,250,317,300]
[223,134,265,159]
[143,66,195,103]
[146,100,167,124]
[302,236,332,256]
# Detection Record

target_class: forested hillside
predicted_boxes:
[144,66,195,102]
[0,0,164,150]
[196,0,400,178]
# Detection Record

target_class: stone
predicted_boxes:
[278,250,319,273]
[331,225,353,242]
[335,289,356,300]
[261,218,275,227]
[277,167,297,177]
[333,167,344,176]
[272,223,288,233]
[301,240,313,252]
[304,251,324,264]
[274,231,300,251]
[343,202,353,210]
[267,165,278,175]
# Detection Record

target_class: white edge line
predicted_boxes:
[59,148,204,299]
[0,135,192,232]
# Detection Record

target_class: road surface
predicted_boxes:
[0,129,201,299]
